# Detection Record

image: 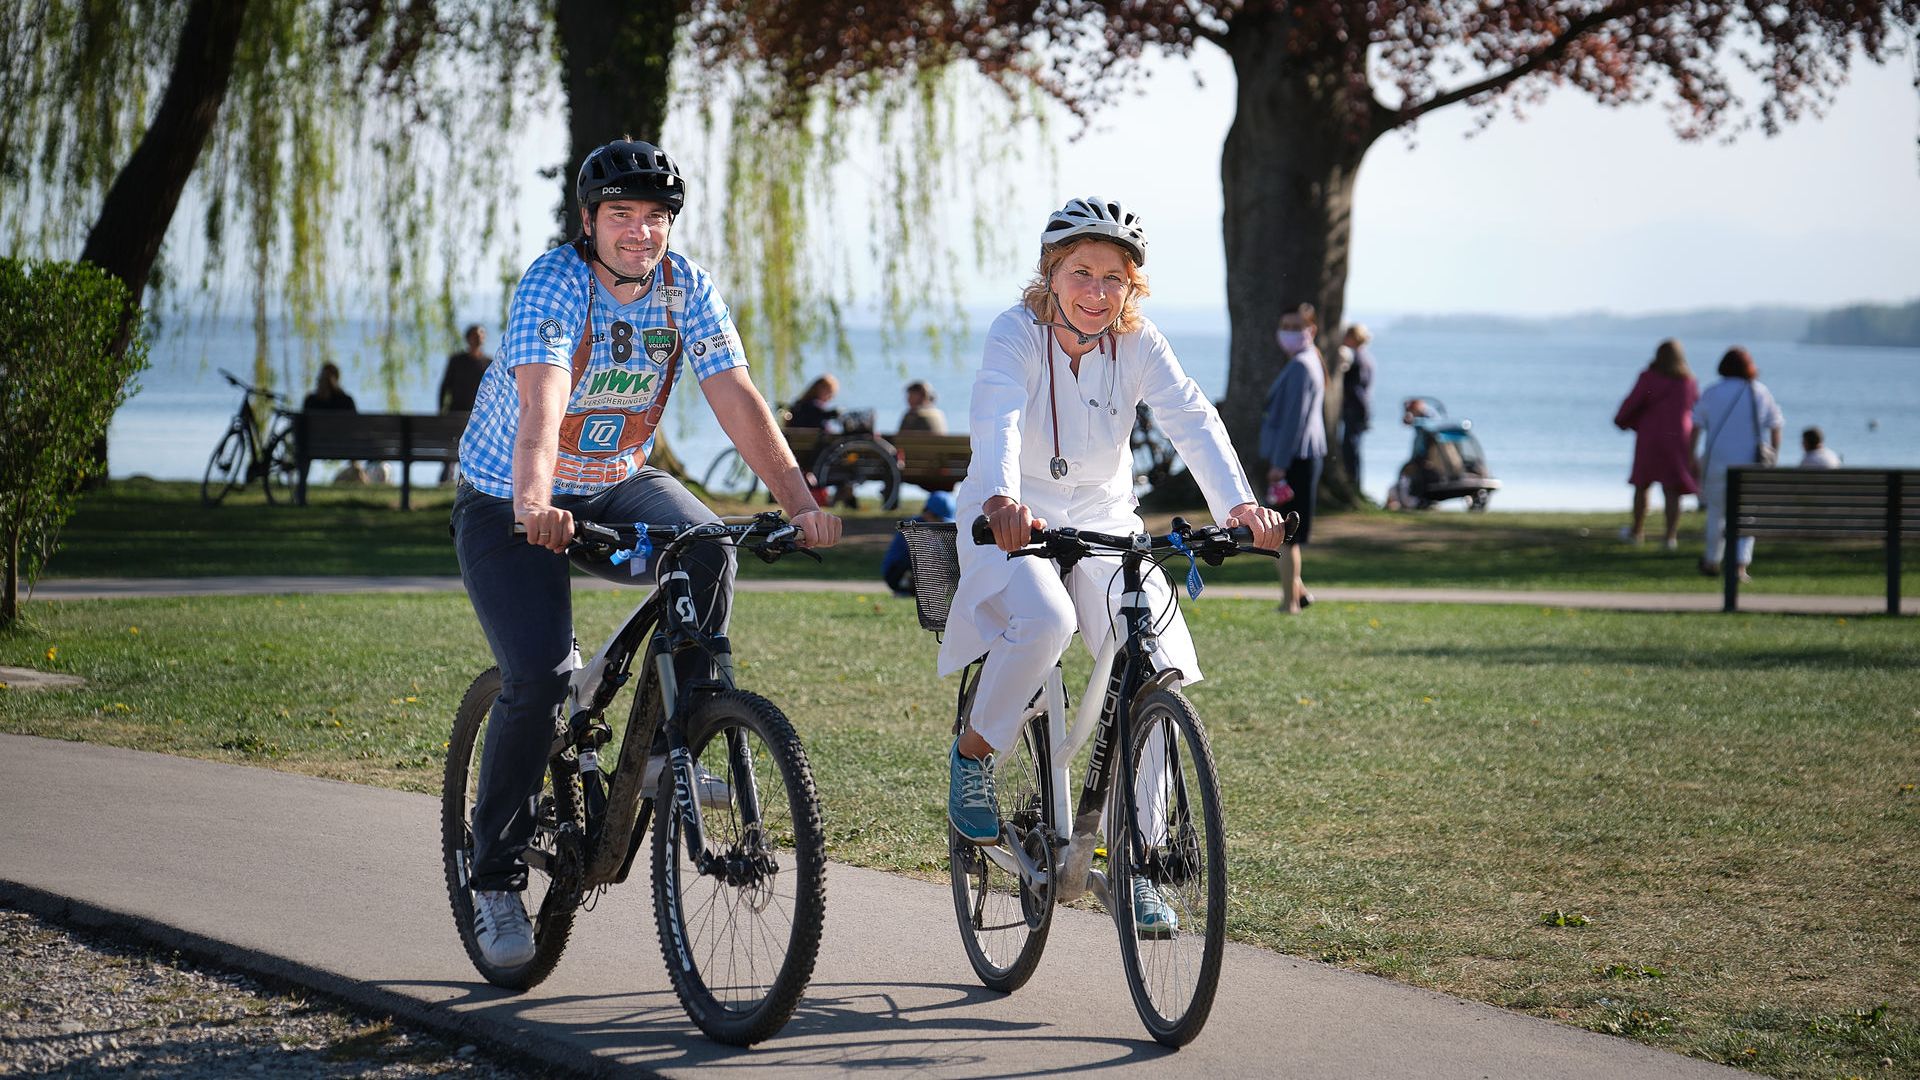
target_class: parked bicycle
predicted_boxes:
[201,369,299,507]
[899,512,1292,1047]
[703,406,904,510]
[442,513,827,1046]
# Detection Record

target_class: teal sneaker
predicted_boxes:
[1131,876,1179,938]
[948,739,1000,845]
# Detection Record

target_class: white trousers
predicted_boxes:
[1702,471,1756,567]
[965,555,1181,846]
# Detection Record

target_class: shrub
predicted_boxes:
[0,258,150,628]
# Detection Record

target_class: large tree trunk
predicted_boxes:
[77,0,250,479]
[1219,14,1376,508]
[80,0,249,319]
[554,0,683,237]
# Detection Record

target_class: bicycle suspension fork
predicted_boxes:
[652,564,762,873]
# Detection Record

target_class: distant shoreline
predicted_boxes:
[1389,297,1920,349]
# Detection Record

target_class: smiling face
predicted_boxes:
[582,198,672,283]
[1048,240,1134,339]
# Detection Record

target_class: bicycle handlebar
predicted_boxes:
[512,511,819,564]
[970,514,1293,562]
[220,368,288,405]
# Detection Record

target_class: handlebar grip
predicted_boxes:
[1227,525,1254,546]
[971,514,1048,547]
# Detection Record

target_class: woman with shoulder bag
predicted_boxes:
[1688,346,1783,581]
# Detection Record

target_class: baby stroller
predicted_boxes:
[1385,396,1500,511]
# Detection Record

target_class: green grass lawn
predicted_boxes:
[41,479,1913,599]
[3,588,1914,1076]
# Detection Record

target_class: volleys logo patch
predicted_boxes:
[643,327,678,366]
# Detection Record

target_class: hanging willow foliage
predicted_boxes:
[2,0,550,406]
[4,0,1051,443]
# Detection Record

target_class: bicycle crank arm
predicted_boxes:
[981,829,1049,891]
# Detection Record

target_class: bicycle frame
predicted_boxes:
[540,525,764,893]
[972,546,1178,910]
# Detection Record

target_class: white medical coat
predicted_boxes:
[935,306,1258,680]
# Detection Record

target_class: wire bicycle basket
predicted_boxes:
[897,520,960,634]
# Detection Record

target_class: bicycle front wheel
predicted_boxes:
[201,427,248,506]
[950,711,1054,992]
[652,689,825,1046]
[442,667,584,990]
[1110,685,1227,1047]
[261,429,300,505]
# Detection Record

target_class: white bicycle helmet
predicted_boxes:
[1041,196,1148,266]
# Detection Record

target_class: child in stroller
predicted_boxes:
[1384,397,1500,511]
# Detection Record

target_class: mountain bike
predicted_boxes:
[441,513,827,1046]
[898,512,1293,1047]
[201,369,298,506]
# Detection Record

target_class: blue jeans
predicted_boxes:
[450,470,737,891]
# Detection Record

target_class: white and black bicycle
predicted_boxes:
[441,513,826,1046]
[899,513,1292,1047]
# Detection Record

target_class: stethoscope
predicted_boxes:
[1038,320,1120,481]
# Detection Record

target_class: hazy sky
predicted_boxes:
[505,42,1920,322]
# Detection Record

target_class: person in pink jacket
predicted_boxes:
[1612,339,1700,551]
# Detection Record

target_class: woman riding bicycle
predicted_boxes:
[938,197,1286,931]
[450,139,839,971]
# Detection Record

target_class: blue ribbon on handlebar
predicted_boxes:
[608,523,652,575]
[1166,532,1204,599]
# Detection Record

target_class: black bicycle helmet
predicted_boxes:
[576,140,686,215]
[1041,196,1147,266]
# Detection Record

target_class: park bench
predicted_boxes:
[882,430,971,492]
[293,411,467,510]
[1723,465,1917,615]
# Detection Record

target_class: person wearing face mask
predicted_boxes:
[1258,304,1327,613]
[936,196,1287,936]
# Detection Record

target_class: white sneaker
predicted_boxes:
[472,889,537,969]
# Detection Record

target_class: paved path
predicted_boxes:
[0,734,1742,1078]
[31,575,1915,613]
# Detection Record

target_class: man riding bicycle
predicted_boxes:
[451,138,841,970]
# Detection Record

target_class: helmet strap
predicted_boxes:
[1031,287,1119,346]
[576,215,655,290]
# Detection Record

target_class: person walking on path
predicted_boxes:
[1260,303,1327,613]
[1689,346,1782,582]
[450,138,840,971]
[936,196,1283,933]
[1336,323,1374,489]
[1611,338,1699,551]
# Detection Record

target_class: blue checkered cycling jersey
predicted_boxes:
[459,244,747,498]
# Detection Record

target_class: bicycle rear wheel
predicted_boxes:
[652,689,825,1046]
[201,427,248,506]
[949,711,1054,992]
[1110,686,1227,1047]
[442,667,584,990]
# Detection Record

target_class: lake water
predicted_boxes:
[111,314,1920,511]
